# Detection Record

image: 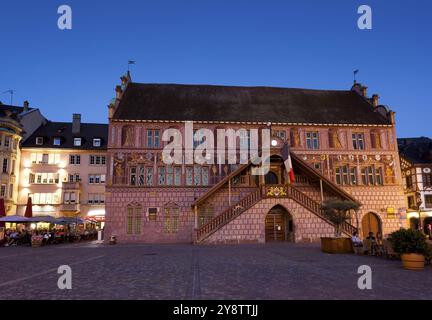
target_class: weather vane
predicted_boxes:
[353,69,359,83]
[2,89,15,105]
[128,60,136,72]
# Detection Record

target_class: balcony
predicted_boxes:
[62,181,81,190]
[60,203,80,212]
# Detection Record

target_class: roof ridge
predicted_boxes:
[129,82,353,93]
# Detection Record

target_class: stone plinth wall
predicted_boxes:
[343,185,406,236]
[203,198,335,244]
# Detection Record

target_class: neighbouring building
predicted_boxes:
[0,101,46,214]
[398,137,432,232]
[17,114,108,226]
[105,74,406,243]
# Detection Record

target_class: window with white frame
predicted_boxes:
[2,158,8,174]
[93,138,101,147]
[146,129,160,148]
[68,173,80,182]
[29,173,60,184]
[31,153,60,165]
[305,131,319,149]
[352,133,365,150]
[88,174,105,184]
[36,137,43,145]
[360,166,383,185]
[69,154,81,165]
[29,193,60,205]
[63,191,77,204]
[88,193,105,205]
[89,155,106,165]
[73,138,82,146]
[53,137,61,146]
[4,137,11,148]
[0,185,6,198]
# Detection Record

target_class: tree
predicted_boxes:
[322,199,360,237]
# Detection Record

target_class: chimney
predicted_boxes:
[115,85,123,100]
[23,100,29,112]
[351,82,368,97]
[72,114,81,134]
[372,94,379,107]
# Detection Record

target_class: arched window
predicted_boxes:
[126,202,142,235]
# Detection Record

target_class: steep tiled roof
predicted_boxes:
[22,121,108,150]
[113,83,391,125]
[398,137,432,164]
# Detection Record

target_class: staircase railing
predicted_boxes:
[286,185,357,236]
[196,184,357,242]
[196,189,262,242]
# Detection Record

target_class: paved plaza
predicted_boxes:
[0,242,431,300]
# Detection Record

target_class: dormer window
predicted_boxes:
[74,138,82,147]
[93,138,101,147]
[53,137,61,146]
[36,137,43,145]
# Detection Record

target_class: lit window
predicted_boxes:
[4,137,11,148]
[53,137,61,146]
[93,138,101,147]
[148,207,158,221]
[74,138,82,146]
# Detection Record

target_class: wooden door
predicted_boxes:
[265,213,286,242]
[265,171,279,185]
[362,212,380,238]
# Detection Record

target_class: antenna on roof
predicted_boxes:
[353,69,359,84]
[2,89,15,105]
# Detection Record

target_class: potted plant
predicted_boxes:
[389,228,428,270]
[320,199,360,254]
[31,234,43,247]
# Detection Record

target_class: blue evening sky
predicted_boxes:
[0,0,430,137]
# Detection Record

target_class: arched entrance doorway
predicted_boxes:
[423,217,432,236]
[265,205,294,242]
[409,217,419,230]
[264,171,279,184]
[361,212,382,238]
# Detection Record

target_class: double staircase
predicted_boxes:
[195,184,357,243]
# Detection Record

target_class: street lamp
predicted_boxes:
[415,191,423,232]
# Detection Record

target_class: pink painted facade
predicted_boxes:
[104,76,406,244]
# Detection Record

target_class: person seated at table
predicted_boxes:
[351,231,363,254]
[42,231,50,245]
[366,232,377,255]
[8,230,19,246]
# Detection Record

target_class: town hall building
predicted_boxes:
[104,73,406,244]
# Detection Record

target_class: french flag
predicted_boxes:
[281,141,295,184]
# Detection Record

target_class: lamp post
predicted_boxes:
[415,191,423,232]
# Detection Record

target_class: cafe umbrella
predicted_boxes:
[0,215,30,223]
[0,198,6,229]
[28,216,58,224]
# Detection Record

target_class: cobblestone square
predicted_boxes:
[0,242,431,300]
